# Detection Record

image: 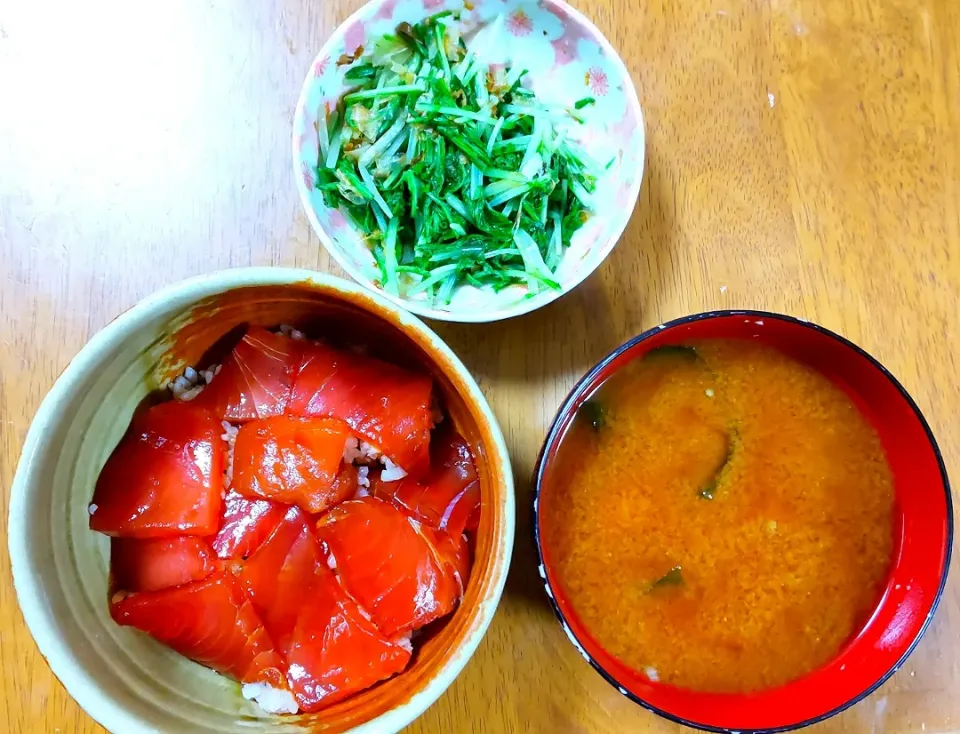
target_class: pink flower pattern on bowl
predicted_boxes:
[313,56,330,78]
[507,10,533,35]
[301,165,315,191]
[586,67,609,96]
[375,0,402,19]
[546,1,591,66]
[343,21,367,57]
[293,0,645,322]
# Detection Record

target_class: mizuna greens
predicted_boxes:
[314,11,601,304]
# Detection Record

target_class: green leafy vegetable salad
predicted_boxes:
[314,10,604,305]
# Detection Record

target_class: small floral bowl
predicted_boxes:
[293,0,645,322]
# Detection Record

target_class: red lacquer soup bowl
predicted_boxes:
[533,310,952,732]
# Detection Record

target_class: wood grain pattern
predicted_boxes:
[1,0,958,731]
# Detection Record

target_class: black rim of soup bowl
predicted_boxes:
[531,309,953,734]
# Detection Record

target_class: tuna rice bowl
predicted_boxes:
[87,322,482,715]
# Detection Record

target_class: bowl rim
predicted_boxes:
[531,308,954,733]
[8,266,516,734]
[291,0,646,323]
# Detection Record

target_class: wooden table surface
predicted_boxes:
[2,0,958,731]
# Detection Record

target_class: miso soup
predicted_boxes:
[540,340,895,693]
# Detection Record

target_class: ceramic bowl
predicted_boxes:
[293,0,645,322]
[533,311,952,732]
[9,267,515,733]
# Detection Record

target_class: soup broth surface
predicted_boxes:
[541,340,895,693]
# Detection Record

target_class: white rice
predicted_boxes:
[241,682,299,715]
[342,436,362,463]
[342,436,407,482]
[342,436,381,464]
[380,455,407,482]
[395,633,413,654]
[356,465,370,488]
[221,421,238,488]
[645,666,660,682]
[277,324,306,340]
[201,364,221,385]
[168,362,221,401]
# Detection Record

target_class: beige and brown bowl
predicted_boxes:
[8,267,515,733]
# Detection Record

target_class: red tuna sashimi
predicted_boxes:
[286,563,411,712]
[372,432,481,539]
[195,327,302,422]
[288,343,434,476]
[111,536,216,593]
[315,497,464,637]
[90,402,224,538]
[232,416,351,514]
[418,523,472,598]
[330,461,359,502]
[111,568,288,691]
[240,507,323,655]
[211,490,287,560]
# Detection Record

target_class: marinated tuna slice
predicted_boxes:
[330,461,359,501]
[286,563,411,712]
[232,416,351,514]
[372,431,481,539]
[240,507,324,655]
[211,490,287,560]
[90,402,224,538]
[111,568,288,691]
[315,497,463,637]
[289,343,434,476]
[111,536,216,593]
[416,523,472,598]
[195,327,302,422]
